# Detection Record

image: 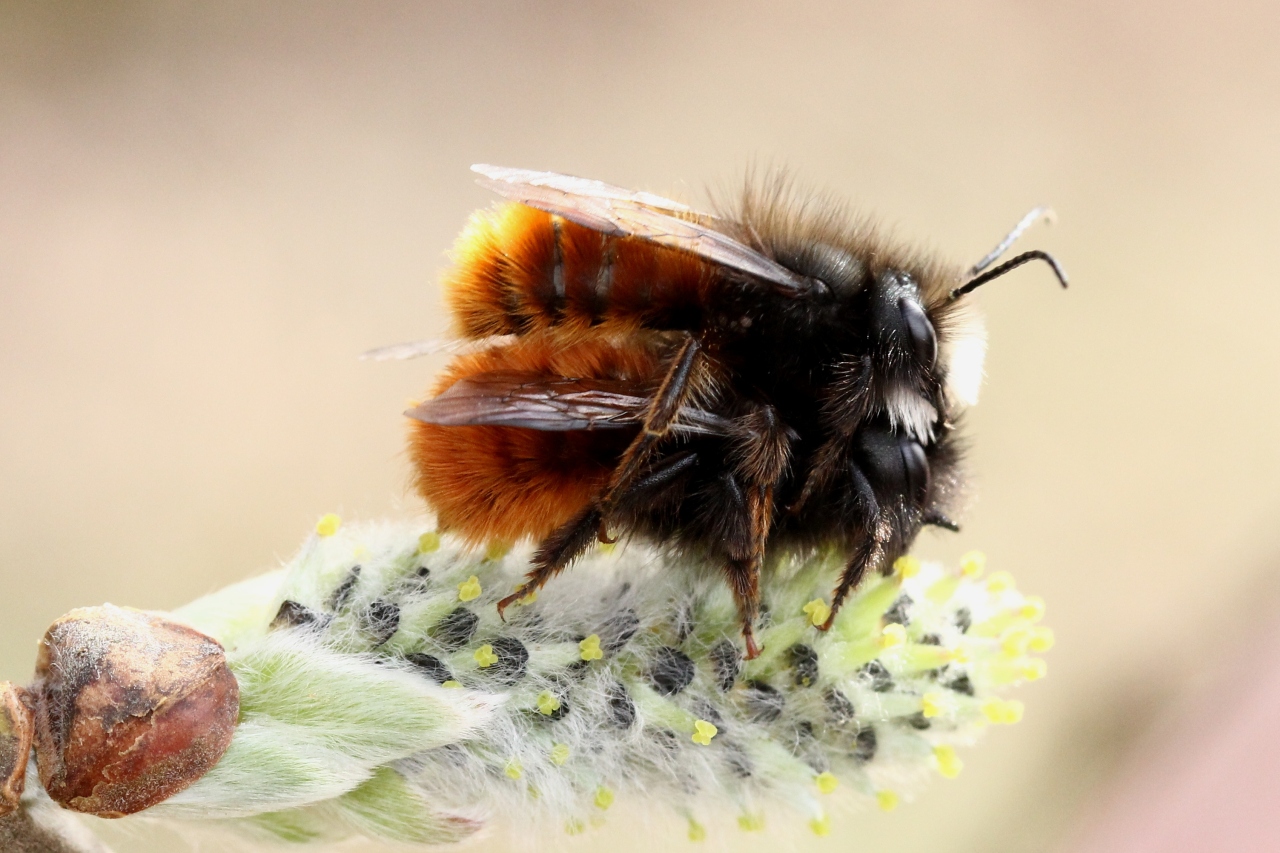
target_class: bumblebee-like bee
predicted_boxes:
[402,166,1065,657]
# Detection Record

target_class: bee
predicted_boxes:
[402,165,1066,658]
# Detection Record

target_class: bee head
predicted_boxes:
[873,270,937,371]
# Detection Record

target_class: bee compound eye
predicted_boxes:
[899,436,930,503]
[898,297,937,369]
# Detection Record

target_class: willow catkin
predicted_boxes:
[140,516,1049,845]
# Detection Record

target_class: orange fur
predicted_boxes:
[410,332,670,544]
[443,203,715,338]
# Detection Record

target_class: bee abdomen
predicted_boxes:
[445,203,715,336]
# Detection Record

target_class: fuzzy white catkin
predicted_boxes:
[134,517,1050,845]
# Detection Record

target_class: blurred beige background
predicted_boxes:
[3,2,1280,851]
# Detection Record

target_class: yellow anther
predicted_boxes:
[1001,628,1032,658]
[738,813,766,832]
[474,644,498,667]
[594,786,614,810]
[692,719,718,745]
[950,644,972,664]
[458,575,482,602]
[417,531,441,553]
[1019,595,1046,621]
[687,820,707,842]
[1029,626,1055,652]
[504,759,522,780]
[894,555,922,578]
[579,634,604,661]
[921,691,945,718]
[879,622,907,648]
[809,814,832,837]
[983,698,1025,725]
[315,513,341,537]
[550,743,570,765]
[815,771,839,794]
[934,744,963,778]
[986,571,1015,593]
[521,589,538,604]
[1020,658,1048,681]
[876,790,899,811]
[803,598,832,627]
[442,680,462,689]
[536,691,562,716]
[959,550,986,578]
[484,540,511,561]
[599,541,617,555]
[565,818,585,835]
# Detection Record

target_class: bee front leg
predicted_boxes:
[821,462,884,631]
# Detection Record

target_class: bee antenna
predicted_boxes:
[969,206,1055,276]
[949,250,1069,300]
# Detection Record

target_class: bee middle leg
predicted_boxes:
[496,451,699,618]
[597,335,704,539]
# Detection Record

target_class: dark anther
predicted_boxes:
[604,681,636,728]
[905,711,932,730]
[432,608,479,651]
[487,637,529,685]
[788,644,820,687]
[649,646,696,695]
[824,688,856,724]
[270,600,330,631]
[883,594,913,627]
[362,600,401,646]
[406,653,453,685]
[600,608,641,654]
[853,727,878,762]
[328,566,362,610]
[741,680,786,723]
[858,660,893,693]
[710,640,742,692]
[946,674,975,696]
[954,608,973,633]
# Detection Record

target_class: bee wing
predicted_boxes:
[360,335,516,362]
[407,371,730,435]
[472,165,815,296]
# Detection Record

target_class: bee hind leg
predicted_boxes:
[497,505,603,619]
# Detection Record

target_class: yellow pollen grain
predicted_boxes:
[921,692,945,718]
[815,771,839,794]
[458,575,482,602]
[1021,659,1048,681]
[934,745,963,778]
[417,531,441,553]
[879,622,907,649]
[809,815,832,837]
[1002,628,1032,658]
[688,820,707,842]
[983,698,1025,725]
[579,634,604,661]
[877,790,899,811]
[959,550,986,577]
[894,555,922,578]
[474,644,498,667]
[521,589,538,604]
[594,786,614,810]
[1029,626,1055,652]
[599,541,617,555]
[550,743,571,766]
[442,680,462,689]
[738,813,766,832]
[1019,596,1046,621]
[504,759,522,780]
[986,571,1015,593]
[565,818,585,835]
[484,540,511,561]
[536,691,561,716]
[803,598,832,627]
[692,719,718,746]
[315,513,341,537]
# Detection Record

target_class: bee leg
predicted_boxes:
[821,463,883,631]
[724,558,763,660]
[497,505,604,619]
[789,355,873,514]
[499,452,700,618]
[598,335,704,524]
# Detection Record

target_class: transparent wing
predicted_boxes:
[407,371,730,435]
[360,335,516,362]
[472,165,816,296]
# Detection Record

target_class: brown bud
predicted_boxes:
[31,605,239,817]
[0,682,35,817]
